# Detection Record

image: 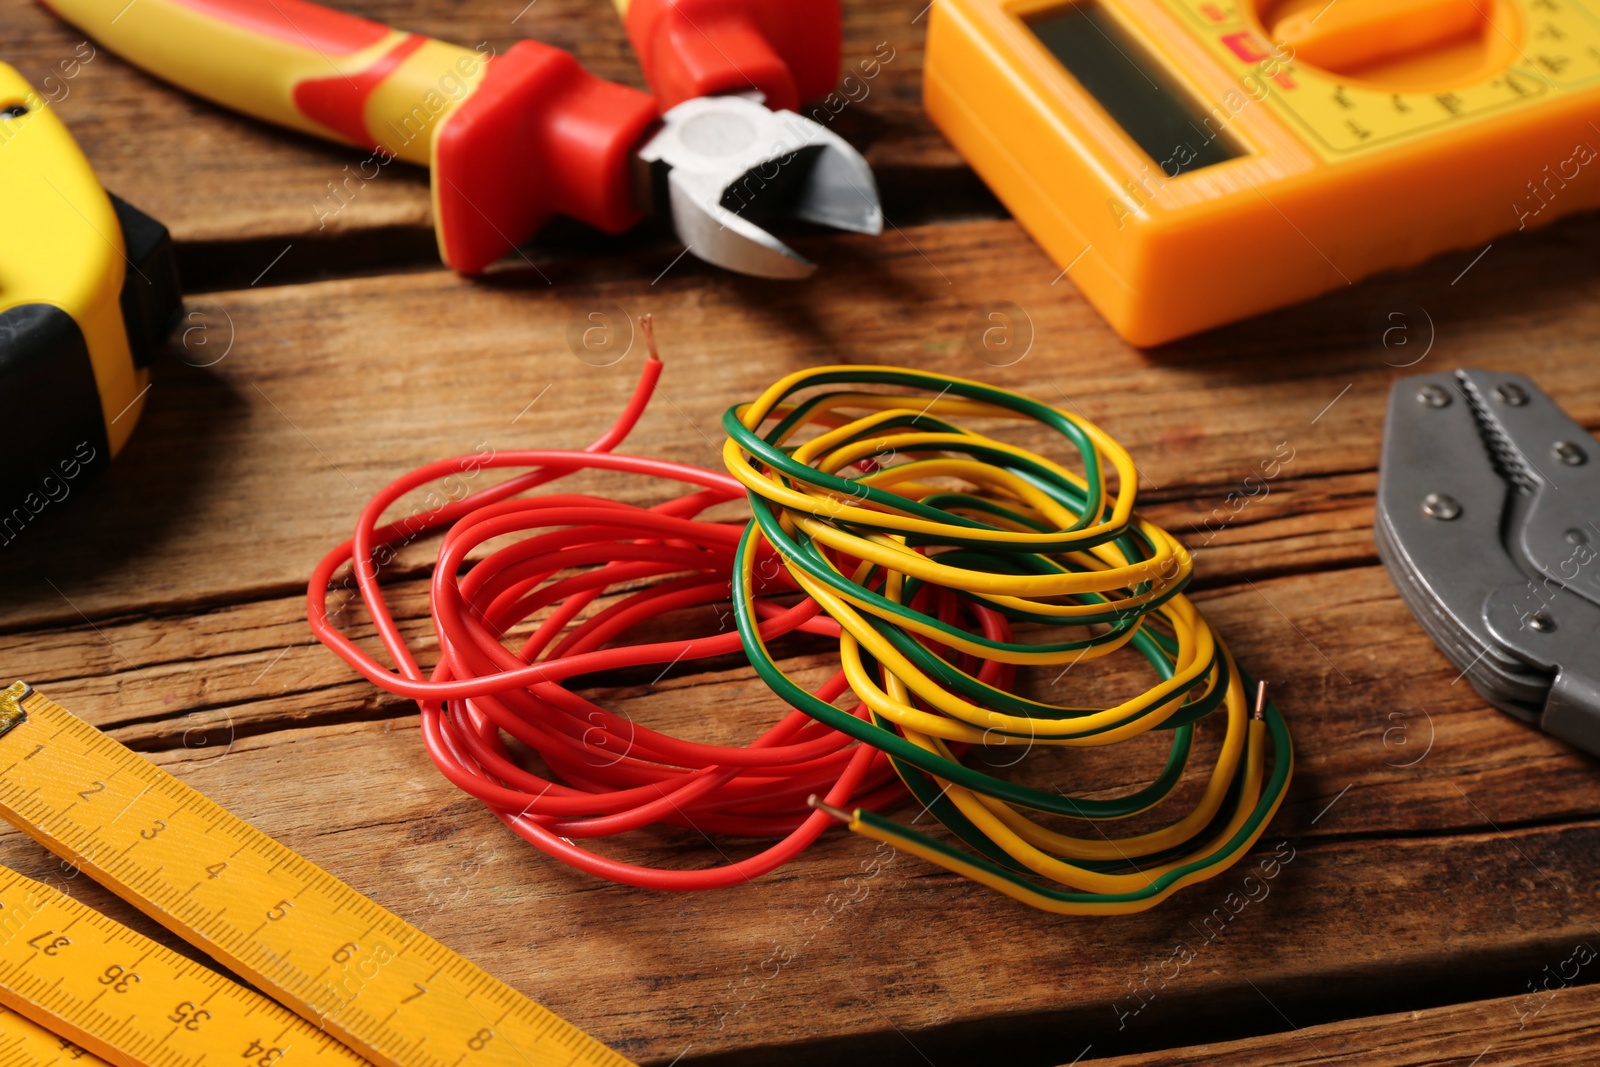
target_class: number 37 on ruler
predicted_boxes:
[0,682,630,1067]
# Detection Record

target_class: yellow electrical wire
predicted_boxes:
[721,365,1293,914]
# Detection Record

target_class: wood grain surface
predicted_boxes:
[1082,982,1600,1066]
[4,0,1600,1063]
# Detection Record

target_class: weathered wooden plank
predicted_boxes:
[6,0,950,248]
[1073,981,1600,1067]
[3,212,1596,626]
[5,0,1596,1062]
[0,699,1594,1066]
[2,564,1596,849]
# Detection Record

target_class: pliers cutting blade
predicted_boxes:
[42,0,882,278]
[1376,370,1600,755]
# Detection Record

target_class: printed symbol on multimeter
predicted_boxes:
[1160,0,1599,156]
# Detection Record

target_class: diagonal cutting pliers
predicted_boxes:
[41,0,882,277]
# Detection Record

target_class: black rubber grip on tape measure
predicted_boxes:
[0,305,111,544]
[110,193,183,370]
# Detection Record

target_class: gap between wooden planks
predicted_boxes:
[1072,980,1600,1067]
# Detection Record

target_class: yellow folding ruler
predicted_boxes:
[0,682,632,1067]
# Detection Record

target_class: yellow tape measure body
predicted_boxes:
[0,684,630,1067]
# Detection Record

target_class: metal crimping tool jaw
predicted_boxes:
[1377,369,1600,755]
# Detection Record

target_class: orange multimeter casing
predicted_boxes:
[924,0,1600,346]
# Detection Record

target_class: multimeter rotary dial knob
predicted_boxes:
[1260,0,1522,90]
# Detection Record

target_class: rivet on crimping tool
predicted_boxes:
[1377,369,1600,755]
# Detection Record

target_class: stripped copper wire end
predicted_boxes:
[639,313,661,363]
[1253,680,1269,721]
[808,794,854,823]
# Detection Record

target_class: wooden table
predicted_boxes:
[7,1,1600,1063]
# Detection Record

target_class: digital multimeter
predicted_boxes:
[925,0,1600,345]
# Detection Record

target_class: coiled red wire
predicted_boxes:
[308,346,1015,889]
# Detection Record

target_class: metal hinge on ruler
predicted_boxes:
[0,683,634,1066]
[1376,369,1600,755]
[0,680,28,737]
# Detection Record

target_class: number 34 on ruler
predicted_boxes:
[0,682,631,1067]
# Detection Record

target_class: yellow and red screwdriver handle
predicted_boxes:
[41,0,842,274]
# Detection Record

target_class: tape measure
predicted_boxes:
[924,0,1600,344]
[1,62,181,524]
[0,682,632,1067]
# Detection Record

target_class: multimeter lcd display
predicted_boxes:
[1026,2,1240,176]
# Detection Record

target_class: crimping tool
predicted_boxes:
[0,62,181,531]
[1377,370,1600,755]
[43,0,882,278]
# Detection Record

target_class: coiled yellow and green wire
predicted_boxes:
[721,366,1293,915]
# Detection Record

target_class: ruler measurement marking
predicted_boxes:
[0,690,629,1067]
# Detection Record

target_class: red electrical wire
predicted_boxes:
[307,338,1013,890]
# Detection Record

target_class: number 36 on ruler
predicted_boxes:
[0,682,631,1067]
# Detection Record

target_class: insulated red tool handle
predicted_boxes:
[612,0,841,112]
[43,0,659,273]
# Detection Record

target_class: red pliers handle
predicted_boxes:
[616,0,840,112]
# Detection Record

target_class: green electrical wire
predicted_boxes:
[719,365,1294,915]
